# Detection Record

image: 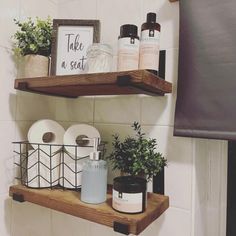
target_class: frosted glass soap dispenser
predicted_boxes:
[81,137,107,204]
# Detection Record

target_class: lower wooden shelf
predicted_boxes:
[9,185,169,235]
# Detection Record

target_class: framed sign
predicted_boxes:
[51,19,100,75]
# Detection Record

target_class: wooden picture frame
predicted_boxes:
[50,19,100,76]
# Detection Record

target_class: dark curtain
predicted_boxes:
[174,0,236,140]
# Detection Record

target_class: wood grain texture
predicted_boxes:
[14,70,172,98]
[9,185,169,235]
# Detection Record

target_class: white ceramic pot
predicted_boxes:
[19,54,49,78]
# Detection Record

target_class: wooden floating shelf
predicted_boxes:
[9,185,169,235]
[14,70,172,98]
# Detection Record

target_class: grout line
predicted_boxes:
[93,122,174,127]
[0,119,18,122]
[0,45,11,50]
[207,141,210,202]
[10,195,13,236]
[95,0,98,19]
[219,141,227,236]
[169,205,192,213]
[142,124,174,128]
[93,122,133,127]
[161,47,179,51]
[48,0,58,5]
[50,209,53,236]
[190,138,195,236]
[13,119,174,128]
[139,96,142,124]
[218,143,223,236]
[92,96,96,126]
[14,88,19,123]
[111,48,178,57]
[0,192,13,199]
[140,0,144,22]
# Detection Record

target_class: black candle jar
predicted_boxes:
[112,176,147,214]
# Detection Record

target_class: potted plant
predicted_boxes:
[107,122,167,181]
[13,17,52,78]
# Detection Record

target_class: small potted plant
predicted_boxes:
[107,122,167,181]
[13,17,52,78]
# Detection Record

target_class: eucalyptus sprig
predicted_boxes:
[13,17,52,57]
[107,122,167,181]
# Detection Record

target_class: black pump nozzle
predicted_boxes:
[147,12,156,23]
[120,24,138,38]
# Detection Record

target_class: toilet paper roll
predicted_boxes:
[26,149,60,188]
[28,119,65,154]
[59,162,83,189]
[63,124,100,157]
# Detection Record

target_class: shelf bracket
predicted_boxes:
[17,82,29,91]
[113,221,129,235]
[116,75,132,87]
[12,193,25,203]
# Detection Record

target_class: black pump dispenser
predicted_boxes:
[119,24,139,39]
[146,12,156,23]
[117,24,140,71]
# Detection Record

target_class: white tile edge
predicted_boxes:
[191,139,228,236]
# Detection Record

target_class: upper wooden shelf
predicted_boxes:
[9,185,169,235]
[14,70,172,98]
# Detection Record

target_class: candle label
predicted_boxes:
[112,189,143,213]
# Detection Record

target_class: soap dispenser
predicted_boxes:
[81,137,107,204]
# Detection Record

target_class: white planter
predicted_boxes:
[19,54,49,78]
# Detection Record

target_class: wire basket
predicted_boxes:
[13,141,106,189]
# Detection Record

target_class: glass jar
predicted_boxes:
[112,176,147,214]
[85,43,113,73]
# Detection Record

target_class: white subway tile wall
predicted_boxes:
[55,97,94,123]
[51,210,90,236]
[142,0,179,50]
[0,47,17,122]
[141,49,178,126]
[97,0,143,53]
[16,94,57,121]
[11,202,51,236]
[19,0,57,19]
[143,126,193,211]
[0,1,57,235]
[139,207,191,236]
[58,0,97,19]
[0,122,15,195]
[0,0,227,236]
[94,95,141,124]
[0,1,20,48]
[0,194,12,236]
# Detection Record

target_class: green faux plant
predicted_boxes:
[13,17,52,57]
[107,122,167,181]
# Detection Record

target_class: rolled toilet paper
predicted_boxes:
[26,149,60,188]
[59,162,83,189]
[63,124,100,157]
[59,152,85,188]
[28,119,65,154]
